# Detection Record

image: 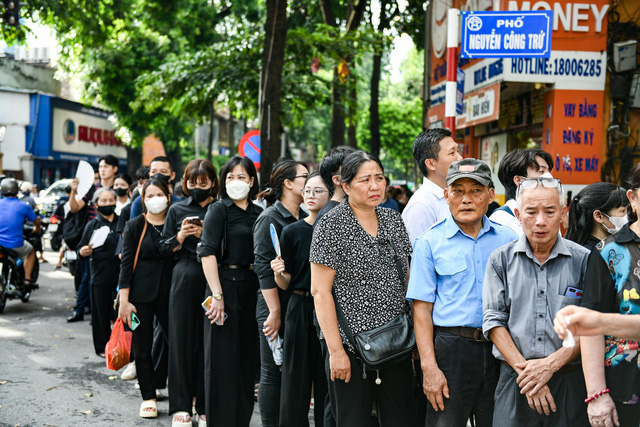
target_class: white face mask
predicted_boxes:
[145,195,168,214]
[226,180,251,201]
[603,213,628,234]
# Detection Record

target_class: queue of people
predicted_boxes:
[54,130,640,427]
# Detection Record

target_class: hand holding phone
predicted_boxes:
[185,216,202,226]
[131,312,141,331]
[202,296,227,325]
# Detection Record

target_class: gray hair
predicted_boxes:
[93,187,117,203]
[516,185,564,211]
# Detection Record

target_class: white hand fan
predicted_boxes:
[88,225,111,249]
[75,160,95,199]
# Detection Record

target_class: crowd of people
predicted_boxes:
[2,126,637,427]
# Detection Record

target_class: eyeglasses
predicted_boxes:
[516,177,562,198]
[293,174,309,180]
[303,189,328,197]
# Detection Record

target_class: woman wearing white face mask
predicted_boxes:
[565,182,630,250]
[198,156,263,427]
[118,178,175,419]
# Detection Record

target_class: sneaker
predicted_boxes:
[121,361,137,380]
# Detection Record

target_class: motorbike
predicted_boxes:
[0,223,41,313]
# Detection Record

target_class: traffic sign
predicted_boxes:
[461,11,552,59]
[238,130,261,170]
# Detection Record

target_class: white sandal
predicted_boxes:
[139,400,157,418]
[171,411,191,426]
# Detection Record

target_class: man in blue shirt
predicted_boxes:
[407,159,518,427]
[0,178,41,286]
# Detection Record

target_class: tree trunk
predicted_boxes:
[259,0,288,186]
[370,53,382,158]
[347,78,357,148]
[369,0,392,159]
[331,72,346,148]
[207,103,215,162]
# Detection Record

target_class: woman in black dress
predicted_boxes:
[160,159,218,427]
[270,172,330,426]
[199,156,263,427]
[118,178,174,419]
[78,188,120,357]
[253,159,309,427]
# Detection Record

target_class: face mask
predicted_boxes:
[603,213,628,234]
[114,188,128,197]
[145,196,168,214]
[98,204,116,216]
[226,180,251,201]
[190,188,212,203]
[150,173,171,184]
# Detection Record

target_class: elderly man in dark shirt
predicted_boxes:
[483,177,590,427]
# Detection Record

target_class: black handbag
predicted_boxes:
[333,239,416,376]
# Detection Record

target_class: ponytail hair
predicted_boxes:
[257,159,306,207]
[565,182,628,245]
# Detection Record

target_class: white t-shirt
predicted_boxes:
[402,178,450,246]
[489,198,523,236]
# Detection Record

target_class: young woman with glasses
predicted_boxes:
[270,172,331,426]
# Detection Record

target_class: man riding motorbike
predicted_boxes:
[0,178,41,288]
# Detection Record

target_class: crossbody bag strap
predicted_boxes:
[332,290,358,350]
[133,215,148,272]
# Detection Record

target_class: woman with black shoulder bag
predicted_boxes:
[310,151,416,426]
[118,178,174,419]
[199,156,263,427]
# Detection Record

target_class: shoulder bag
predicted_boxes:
[332,239,416,376]
[114,216,148,311]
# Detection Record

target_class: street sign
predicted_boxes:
[238,130,261,170]
[461,11,552,59]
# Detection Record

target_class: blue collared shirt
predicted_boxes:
[407,214,518,328]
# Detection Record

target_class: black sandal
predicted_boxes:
[23,278,39,290]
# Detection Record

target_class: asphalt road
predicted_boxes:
[0,249,273,426]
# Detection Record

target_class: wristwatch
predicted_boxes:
[212,293,223,300]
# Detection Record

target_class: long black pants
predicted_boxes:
[204,268,259,427]
[168,257,206,416]
[256,290,289,427]
[325,349,416,427]
[90,282,117,355]
[152,317,169,390]
[131,293,169,401]
[280,293,327,427]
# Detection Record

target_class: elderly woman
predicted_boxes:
[580,164,640,427]
[77,188,120,357]
[565,182,629,250]
[310,150,416,426]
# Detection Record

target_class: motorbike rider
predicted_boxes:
[0,178,42,288]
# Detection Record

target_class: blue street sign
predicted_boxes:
[461,11,553,59]
[456,67,465,115]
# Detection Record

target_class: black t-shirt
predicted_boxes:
[198,198,263,265]
[581,222,640,403]
[160,196,215,261]
[280,219,313,291]
[315,200,340,226]
[78,214,120,286]
[116,203,133,234]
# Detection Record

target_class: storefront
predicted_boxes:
[25,94,127,188]
[426,0,609,201]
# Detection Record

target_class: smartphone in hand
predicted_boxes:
[185,216,202,226]
[131,312,141,331]
[201,296,227,325]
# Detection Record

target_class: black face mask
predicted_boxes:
[189,188,211,203]
[150,173,171,184]
[114,188,128,197]
[98,205,116,216]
